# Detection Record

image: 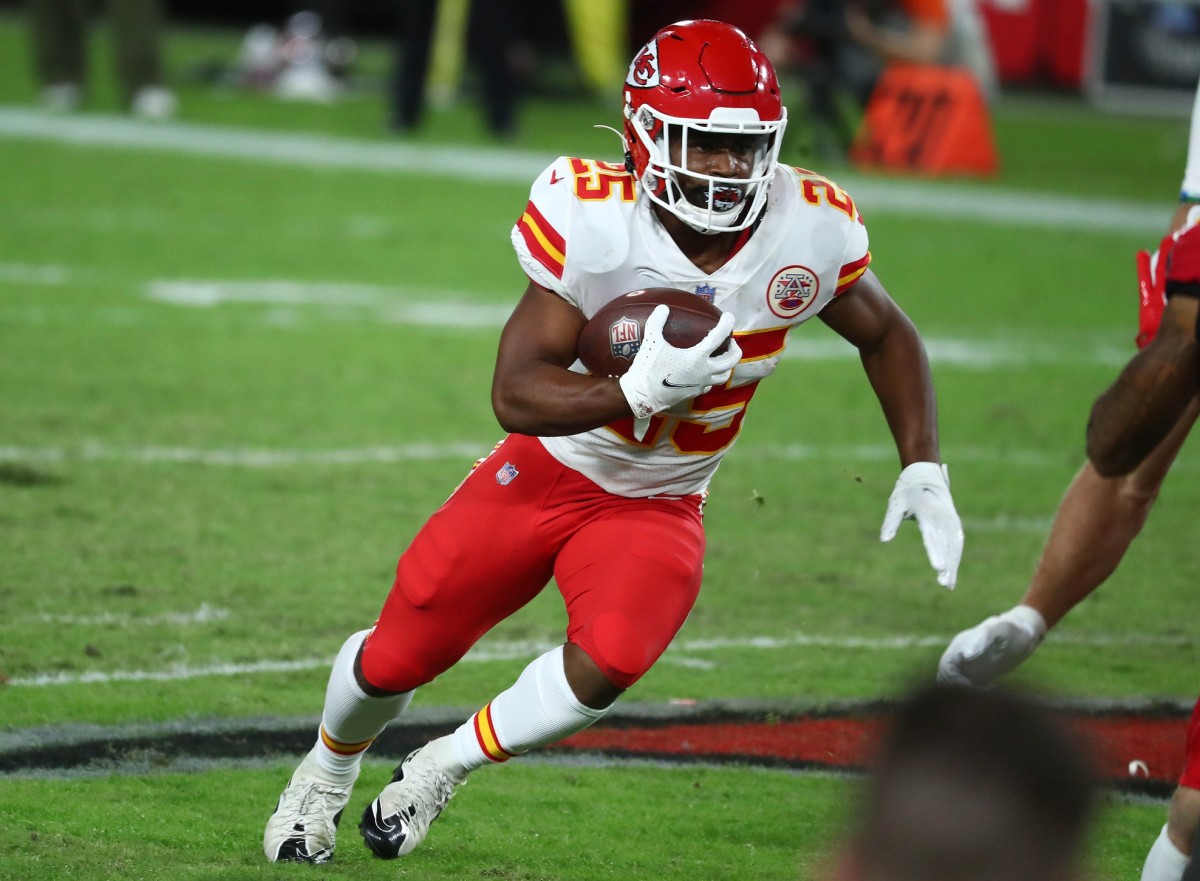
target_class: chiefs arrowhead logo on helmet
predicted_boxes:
[629,45,659,87]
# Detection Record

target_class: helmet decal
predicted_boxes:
[628,41,660,88]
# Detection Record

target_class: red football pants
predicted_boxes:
[360,433,706,692]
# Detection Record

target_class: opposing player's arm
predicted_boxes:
[1086,295,1200,476]
[491,281,633,436]
[819,270,940,466]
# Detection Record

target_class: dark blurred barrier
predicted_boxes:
[1087,0,1200,115]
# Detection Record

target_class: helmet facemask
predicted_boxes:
[621,20,788,234]
[626,100,786,235]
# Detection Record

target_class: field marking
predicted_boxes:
[35,604,230,627]
[0,106,1166,234]
[0,268,1136,368]
[0,273,1122,368]
[7,630,1191,687]
[0,262,76,285]
[144,278,1132,367]
[0,440,490,465]
[2,440,1189,473]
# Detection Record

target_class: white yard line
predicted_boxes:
[0,106,1165,233]
[0,271,1133,367]
[0,441,490,465]
[7,630,1189,687]
[2,441,1191,471]
[35,604,230,626]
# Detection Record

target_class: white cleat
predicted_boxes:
[359,747,457,858]
[263,750,357,863]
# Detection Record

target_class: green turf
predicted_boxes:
[0,761,1167,881]
[0,10,1196,880]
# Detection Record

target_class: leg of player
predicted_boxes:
[1021,394,1200,624]
[1144,698,1200,881]
[939,397,1199,687]
[359,642,616,859]
[359,490,704,859]
[267,435,569,864]
[263,630,413,863]
[1144,786,1200,881]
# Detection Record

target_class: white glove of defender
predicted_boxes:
[618,305,741,441]
[880,461,964,589]
[937,605,1047,686]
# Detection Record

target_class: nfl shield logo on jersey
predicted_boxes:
[608,315,641,361]
[495,462,519,485]
[694,284,716,303]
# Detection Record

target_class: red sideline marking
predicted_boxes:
[551,713,1188,786]
[1075,715,1187,785]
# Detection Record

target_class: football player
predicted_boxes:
[939,79,1200,881]
[264,19,963,864]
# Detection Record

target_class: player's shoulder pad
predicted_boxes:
[778,164,865,226]
[514,157,577,287]
[518,155,634,279]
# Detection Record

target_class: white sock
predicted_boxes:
[436,645,608,779]
[313,629,413,781]
[1142,824,1191,881]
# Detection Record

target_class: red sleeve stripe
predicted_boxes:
[516,201,566,280]
[835,252,871,294]
[472,702,516,763]
[735,327,790,361]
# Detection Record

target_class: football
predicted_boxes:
[576,287,727,377]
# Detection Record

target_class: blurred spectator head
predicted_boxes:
[835,683,1095,881]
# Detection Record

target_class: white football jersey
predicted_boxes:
[511,157,871,498]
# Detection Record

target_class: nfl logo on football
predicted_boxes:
[608,315,641,361]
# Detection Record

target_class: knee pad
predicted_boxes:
[359,628,453,694]
[573,610,660,691]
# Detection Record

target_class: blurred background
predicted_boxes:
[2,2,1199,879]
[4,0,1198,134]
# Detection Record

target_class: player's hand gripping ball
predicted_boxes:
[577,287,729,377]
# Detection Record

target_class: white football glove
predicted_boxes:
[880,461,964,589]
[618,305,741,441]
[937,605,1047,687]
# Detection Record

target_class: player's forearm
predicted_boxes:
[491,366,632,437]
[861,324,941,466]
[1087,313,1200,475]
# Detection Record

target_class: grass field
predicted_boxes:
[0,11,1197,880]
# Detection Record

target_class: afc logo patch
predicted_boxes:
[495,462,519,485]
[608,315,642,361]
[766,265,820,319]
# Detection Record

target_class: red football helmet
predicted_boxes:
[623,19,787,234]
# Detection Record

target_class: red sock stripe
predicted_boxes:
[320,725,374,756]
[472,703,516,763]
